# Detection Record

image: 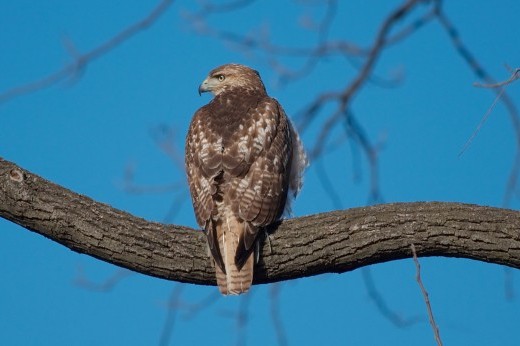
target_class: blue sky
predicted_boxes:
[1,1,519,345]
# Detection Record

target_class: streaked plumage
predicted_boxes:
[185,64,307,295]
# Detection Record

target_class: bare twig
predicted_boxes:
[196,0,256,14]
[189,0,435,87]
[180,290,222,320]
[0,0,174,104]
[474,67,520,89]
[410,244,443,346]
[120,162,184,194]
[120,122,190,223]
[504,267,515,301]
[162,192,189,223]
[362,267,421,328]
[270,283,288,346]
[236,293,253,346]
[159,284,185,346]
[149,125,187,172]
[310,0,424,158]
[74,267,132,292]
[458,87,505,157]
[344,113,385,205]
[504,148,520,208]
[267,0,338,85]
[459,67,520,157]
[315,156,344,209]
[435,7,520,206]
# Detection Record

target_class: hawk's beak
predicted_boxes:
[198,78,210,96]
[198,77,220,96]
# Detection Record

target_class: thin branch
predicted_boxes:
[74,267,132,292]
[180,291,222,320]
[458,87,505,157]
[344,113,385,205]
[189,0,435,87]
[161,191,188,223]
[474,67,520,89]
[186,0,360,59]
[296,91,339,132]
[411,244,443,346]
[267,0,338,85]
[385,6,437,45]
[314,111,385,206]
[310,0,423,158]
[159,284,185,346]
[120,162,184,194]
[435,7,520,206]
[315,156,344,210]
[215,292,254,346]
[459,67,520,157]
[270,283,288,346]
[149,125,187,172]
[504,267,515,301]
[235,293,253,346]
[0,0,174,104]
[196,0,256,14]
[362,267,421,328]
[504,147,520,208]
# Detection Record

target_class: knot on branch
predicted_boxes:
[9,168,25,183]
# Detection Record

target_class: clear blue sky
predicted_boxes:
[1,1,519,345]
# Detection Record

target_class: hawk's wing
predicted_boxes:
[225,98,293,266]
[185,106,226,271]
[186,106,217,225]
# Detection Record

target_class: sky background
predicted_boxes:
[1,1,520,345]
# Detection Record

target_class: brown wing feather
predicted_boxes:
[185,107,228,272]
[228,99,293,265]
[186,108,214,223]
[207,219,226,273]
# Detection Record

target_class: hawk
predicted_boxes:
[185,64,307,295]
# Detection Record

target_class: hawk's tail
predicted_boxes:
[215,214,254,295]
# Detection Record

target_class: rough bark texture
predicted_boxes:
[1,157,520,286]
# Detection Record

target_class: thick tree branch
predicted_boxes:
[1,157,520,287]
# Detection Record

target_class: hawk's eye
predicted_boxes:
[217,75,225,82]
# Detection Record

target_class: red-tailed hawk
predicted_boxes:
[185,64,307,295]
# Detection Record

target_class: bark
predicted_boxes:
[1,157,519,287]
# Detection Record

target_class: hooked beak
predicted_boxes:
[198,78,209,96]
[198,77,219,96]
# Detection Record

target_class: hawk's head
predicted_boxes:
[198,64,266,96]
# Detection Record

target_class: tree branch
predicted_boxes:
[0,0,174,104]
[2,157,520,287]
